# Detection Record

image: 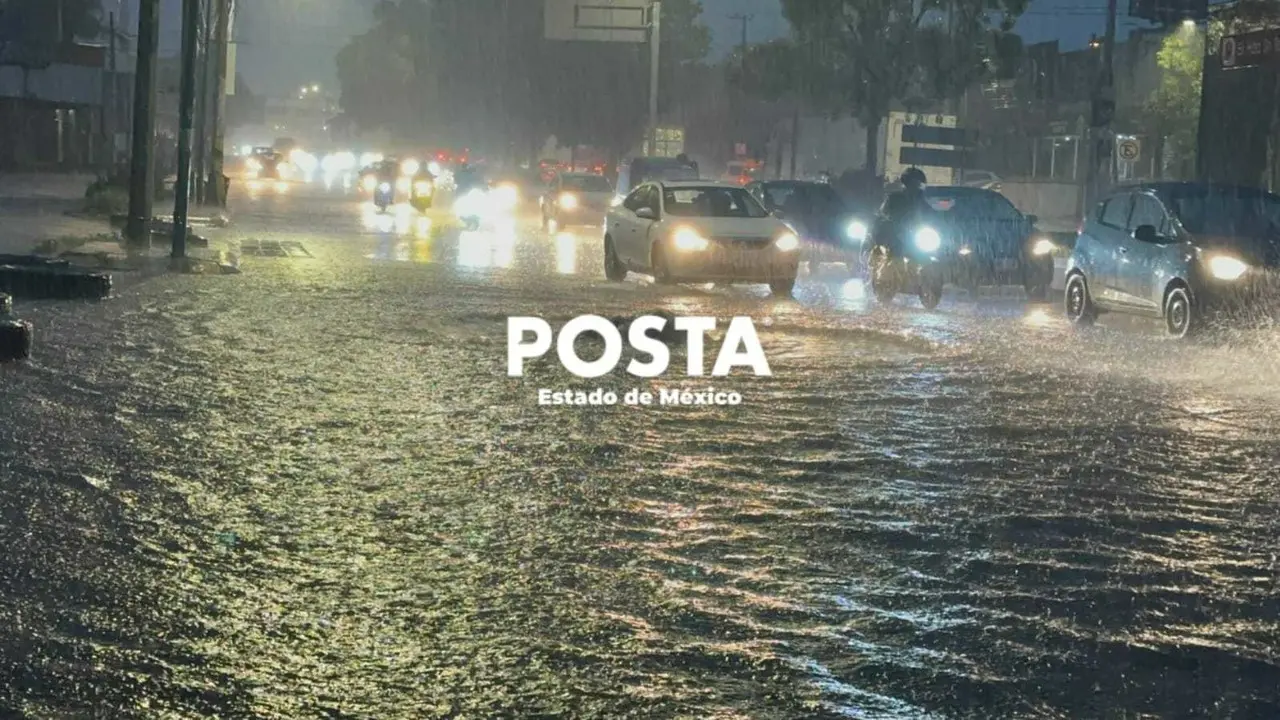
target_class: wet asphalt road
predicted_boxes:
[2,181,1279,719]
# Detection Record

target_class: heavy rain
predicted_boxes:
[1,0,1279,718]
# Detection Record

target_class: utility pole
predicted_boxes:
[124,0,162,245]
[101,12,115,177]
[649,1,661,157]
[1083,0,1119,212]
[729,13,752,160]
[193,0,213,204]
[208,0,233,206]
[1194,16,1213,180]
[172,0,202,259]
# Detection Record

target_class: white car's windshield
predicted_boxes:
[663,187,768,218]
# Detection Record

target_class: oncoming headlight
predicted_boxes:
[559,193,579,210]
[414,180,433,195]
[846,220,868,243]
[1208,255,1248,281]
[775,232,800,252]
[914,226,942,253]
[378,182,392,193]
[1031,238,1056,256]
[363,176,377,192]
[401,159,420,176]
[673,226,709,252]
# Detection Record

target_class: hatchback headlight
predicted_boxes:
[1208,255,1248,281]
[1031,238,1056,256]
[914,226,941,253]
[775,232,800,252]
[846,220,868,243]
[673,226,709,251]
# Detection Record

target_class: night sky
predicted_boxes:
[128,0,1159,98]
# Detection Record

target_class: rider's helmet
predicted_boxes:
[901,167,927,190]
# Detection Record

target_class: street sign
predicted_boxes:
[900,125,977,146]
[545,0,649,42]
[1128,0,1208,23]
[1117,138,1141,162]
[1219,29,1280,70]
[899,147,972,168]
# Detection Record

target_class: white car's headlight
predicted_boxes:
[673,226,709,251]
[846,220,868,243]
[1208,255,1248,281]
[914,226,942,253]
[1031,238,1056,256]
[775,232,800,252]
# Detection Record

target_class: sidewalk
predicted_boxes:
[0,172,97,201]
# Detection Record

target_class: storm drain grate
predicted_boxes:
[239,239,312,258]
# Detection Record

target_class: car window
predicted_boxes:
[562,175,612,193]
[1129,194,1171,235]
[1099,194,1131,229]
[924,190,1021,221]
[641,185,660,213]
[623,185,649,212]
[662,187,768,218]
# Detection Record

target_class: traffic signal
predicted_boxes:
[1128,0,1208,23]
[1091,97,1115,128]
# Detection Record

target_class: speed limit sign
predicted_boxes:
[1118,138,1141,162]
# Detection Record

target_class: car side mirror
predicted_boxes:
[635,207,657,220]
[1134,224,1159,243]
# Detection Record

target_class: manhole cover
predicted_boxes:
[239,239,312,258]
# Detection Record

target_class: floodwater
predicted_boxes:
[1,183,1277,718]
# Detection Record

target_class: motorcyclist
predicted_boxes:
[879,167,933,254]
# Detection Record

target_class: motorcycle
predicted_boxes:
[867,220,947,310]
[373,180,395,212]
[410,174,436,211]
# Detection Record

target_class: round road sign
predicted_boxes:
[1118,138,1141,162]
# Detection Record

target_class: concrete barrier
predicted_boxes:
[1000,181,1080,224]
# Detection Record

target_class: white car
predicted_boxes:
[603,180,801,295]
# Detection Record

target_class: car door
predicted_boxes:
[1083,192,1133,306]
[629,185,662,267]
[1119,191,1176,314]
[611,184,650,266]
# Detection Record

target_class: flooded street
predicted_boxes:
[2,185,1279,718]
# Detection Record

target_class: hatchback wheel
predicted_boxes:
[603,237,627,282]
[1164,286,1200,338]
[1064,274,1096,326]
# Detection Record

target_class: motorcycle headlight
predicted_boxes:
[401,159,420,176]
[378,182,391,193]
[559,193,579,210]
[846,220,868,243]
[914,226,942,253]
[1031,238,1056,256]
[673,226,709,251]
[414,180,433,195]
[775,232,800,252]
[1208,255,1248,281]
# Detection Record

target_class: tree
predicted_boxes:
[1144,25,1202,179]
[779,0,1028,174]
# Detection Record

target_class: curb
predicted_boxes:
[0,264,112,300]
[0,318,32,362]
